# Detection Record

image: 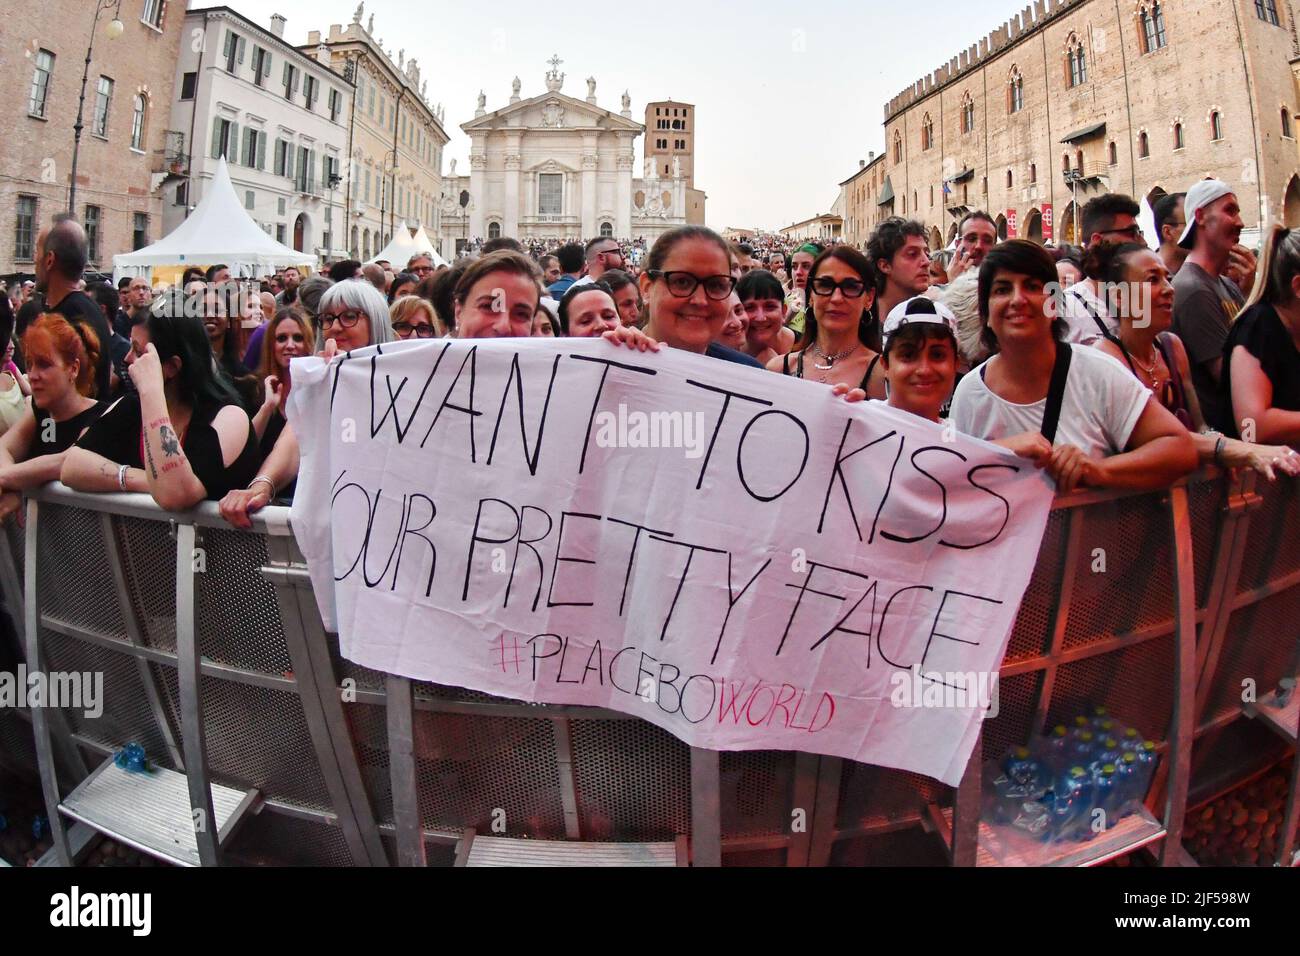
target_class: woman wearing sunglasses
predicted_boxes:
[639,227,762,366]
[219,281,396,525]
[769,247,887,397]
[1089,242,1299,480]
[390,296,440,340]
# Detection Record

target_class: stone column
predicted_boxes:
[469,133,487,239]
[504,133,522,238]
[580,133,598,239]
[616,143,634,239]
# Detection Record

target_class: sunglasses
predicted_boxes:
[1101,225,1145,240]
[393,322,437,338]
[274,333,306,344]
[810,277,868,298]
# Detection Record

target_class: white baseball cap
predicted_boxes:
[1178,179,1234,250]
[883,296,958,342]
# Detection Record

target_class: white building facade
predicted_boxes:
[441,62,690,249]
[166,8,353,261]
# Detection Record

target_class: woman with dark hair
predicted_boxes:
[874,297,961,422]
[388,271,419,305]
[421,264,467,337]
[62,310,259,509]
[768,246,887,397]
[639,227,760,366]
[202,285,260,413]
[785,241,822,336]
[950,239,1197,492]
[600,269,643,328]
[558,282,619,338]
[0,315,104,519]
[738,270,790,366]
[716,292,749,352]
[1088,242,1297,479]
[1224,224,1300,449]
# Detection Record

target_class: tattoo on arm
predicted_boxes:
[143,430,157,480]
[159,425,181,457]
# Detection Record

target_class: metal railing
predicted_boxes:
[0,471,1296,866]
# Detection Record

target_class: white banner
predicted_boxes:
[289,339,1054,785]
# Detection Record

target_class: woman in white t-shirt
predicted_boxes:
[950,240,1197,492]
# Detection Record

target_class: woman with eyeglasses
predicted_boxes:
[219,280,395,526]
[639,227,762,366]
[252,309,314,475]
[769,247,887,397]
[1087,242,1298,480]
[950,240,1198,493]
[62,310,259,510]
[390,296,439,340]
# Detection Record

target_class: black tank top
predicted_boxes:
[33,401,105,455]
[783,350,881,392]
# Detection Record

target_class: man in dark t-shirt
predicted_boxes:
[33,216,113,399]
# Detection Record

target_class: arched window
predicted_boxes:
[893,131,902,163]
[362,229,371,260]
[1210,110,1224,140]
[600,221,613,238]
[921,114,934,151]
[1008,68,1024,113]
[1006,169,1013,188]
[1173,122,1184,149]
[961,93,975,133]
[1062,153,1071,173]
[1066,35,1087,87]
[1030,163,1037,183]
[488,221,501,239]
[1108,141,1118,165]
[130,94,147,151]
[350,225,358,258]
[1140,3,1168,53]
[1138,130,1150,158]
[1283,107,1294,138]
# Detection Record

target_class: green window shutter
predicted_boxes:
[236,36,246,64]
[240,126,250,165]
[210,116,222,159]
[256,131,267,170]
[321,152,329,187]
[286,143,295,179]
[229,122,240,163]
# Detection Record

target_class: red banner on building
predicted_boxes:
[1042,203,1054,244]
[1007,209,1018,238]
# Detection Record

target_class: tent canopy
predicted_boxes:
[410,225,448,267]
[113,157,315,280]
[369,221,421,268]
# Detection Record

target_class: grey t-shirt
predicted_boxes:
[1171,262,1244,430]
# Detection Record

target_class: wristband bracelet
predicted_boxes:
[248,475,276,499]
[1214,436,1227,467]
[117,464,129,491]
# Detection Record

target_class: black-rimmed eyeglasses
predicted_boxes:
[648,271,736,300]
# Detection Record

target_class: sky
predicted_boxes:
[221,0,1032,231]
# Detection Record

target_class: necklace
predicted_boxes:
[812,342,859,370]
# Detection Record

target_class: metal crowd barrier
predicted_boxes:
[0,473,1296,867]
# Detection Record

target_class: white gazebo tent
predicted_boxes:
[112,157,315,283]
[369,221,423,268]
[410,225,448,267]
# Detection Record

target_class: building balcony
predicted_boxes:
[1062,162,1111,187]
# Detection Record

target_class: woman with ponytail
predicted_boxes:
[1222,225,1300,449]
[0,314,105,519]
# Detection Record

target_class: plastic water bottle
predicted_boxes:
[1092,763,1120,826]
[1037,725,1071,773]
[1093,718,1119,740]
[1113,752,1143,818]
[1089,737,1123,775]
[1132,741,1159,797]
[1118,727,1143,753]
[1048,766,1092,841]
[1067,730,1096,764]
[1003,746,1047,789]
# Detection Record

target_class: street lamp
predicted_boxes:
[69,0,124,214]
[1064,168,1083,245]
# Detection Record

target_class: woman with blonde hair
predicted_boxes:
[390,295,439,340]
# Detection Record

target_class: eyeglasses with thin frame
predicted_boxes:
[315,309,366,331]
[393,321,437,338]
[810,277,868,299]
[648,271,736,300]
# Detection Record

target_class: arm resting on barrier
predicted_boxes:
[219,420,299,530]
[60,447,150,495]
[1229,346,1300,445]
[1093,399,1199,491]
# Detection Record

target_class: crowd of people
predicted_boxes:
[1,175,1297,529]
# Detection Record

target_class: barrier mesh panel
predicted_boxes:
[4,518,23,578]
[194,529,293,675]
[1004,508,1066,663]
[721,750,796,837]
[412,711,565,837]
[570,718,690,841]
[1201,587,1300,725]
[41,631,175,769]
[155,669,332,812]
[113,516,177,652]
[836,762,942,830]
[980,669,1043,760]
[0,711,37,778]
[1045,634,1177,743]
[36,505,125,637]
[224,810,355,866]
[1237,481,1300,594]
[343,701,394,826]
[1189,480,1225,608]
[1065,497,1175,648]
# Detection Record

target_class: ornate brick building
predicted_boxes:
[878,0,1300,249]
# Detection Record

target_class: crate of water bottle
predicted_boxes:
[1030,706,1160,811]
